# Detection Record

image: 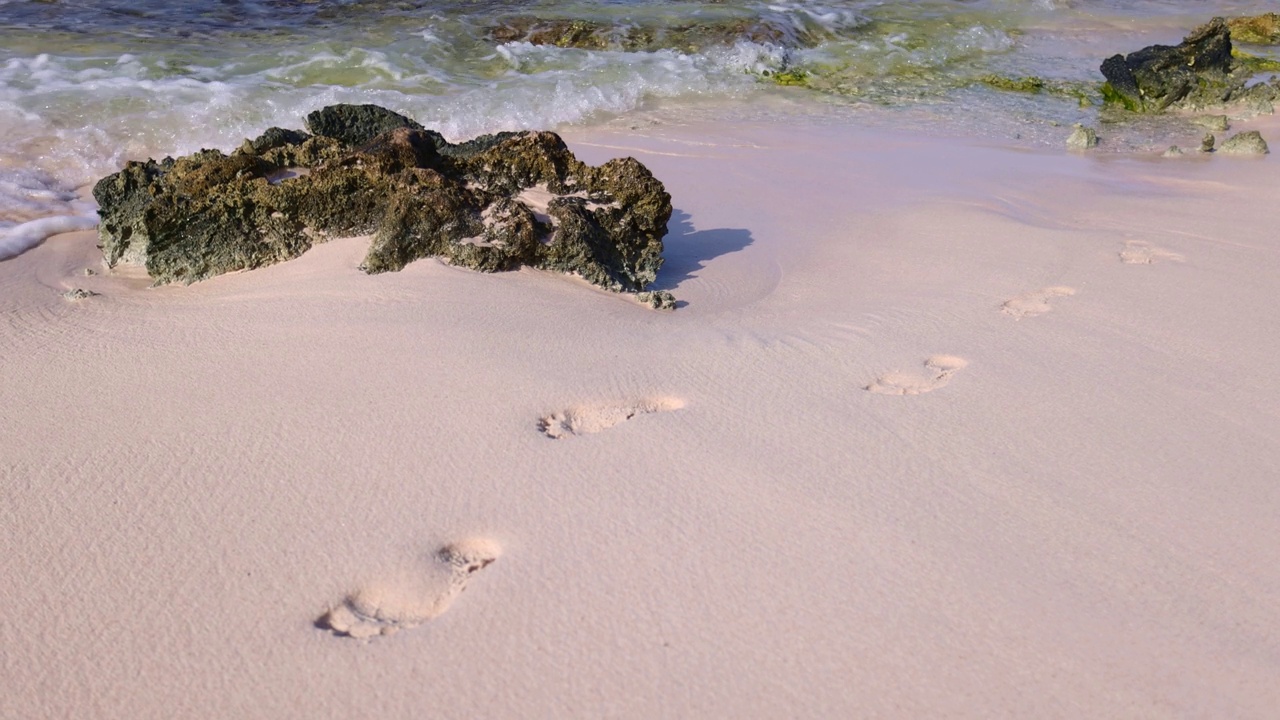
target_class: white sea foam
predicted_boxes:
[0,169,83,223]
[0,214,99,261]
[0,39,770,225]
[0,1,1071,227]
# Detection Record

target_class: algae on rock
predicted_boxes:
[94,105,673,302]
[484,16,815,54]
[1099,17,1280,114]
[1228,13,1280,45]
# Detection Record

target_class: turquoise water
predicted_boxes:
[1,0,1277,232]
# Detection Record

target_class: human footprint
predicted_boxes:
[320,537,502,639]
[865,355,968,395]
[1001,286,1076,319]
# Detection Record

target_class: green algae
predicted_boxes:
[761,68,810,87]
[976,74,1096,108]
[978,74,1045,93]
[1231,48,1280,73]
[1100,81,1142,112]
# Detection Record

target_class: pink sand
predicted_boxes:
[2,119,1279,717]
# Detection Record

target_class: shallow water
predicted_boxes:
[1,0,1277,229]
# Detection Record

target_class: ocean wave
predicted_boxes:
[0,0,1223,225]
[0,214,99,261]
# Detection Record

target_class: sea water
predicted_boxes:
[1,0,1276,246]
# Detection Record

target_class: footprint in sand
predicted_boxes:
[1120,240,1184,265]
[319,537,501,639]
[538,397,685,438]
[1001,286,1076,319]
[865,355,968,396]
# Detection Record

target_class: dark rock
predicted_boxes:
[1100,18,1234,112]
[239,126,311,156]
[1200,133,1216,152]
[304,104,427,147]
[93,106,673,302]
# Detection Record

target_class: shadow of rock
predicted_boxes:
[652,209,753,295]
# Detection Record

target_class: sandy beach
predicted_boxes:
[2,115,1278,717]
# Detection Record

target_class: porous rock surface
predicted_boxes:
[1100,17,1278,113]
[1217,130,1270,154]
[93,104,675,306]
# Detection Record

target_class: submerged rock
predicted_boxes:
[484,16,813,53]
[1217,130,1270,154]
[976,74,1096,107]
[93,105,673,301]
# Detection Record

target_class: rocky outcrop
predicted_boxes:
[94,105,675,307]
[1100,17,1280,113]
[1100,18,1236,112]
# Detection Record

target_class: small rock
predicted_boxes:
[1192,115,1230,131]
[637,290,677,310]
[1066,123,1099,149]
[1199,133,1216,152]
[1217,130,1270,154]
[62,288,99,301]
[83,268,97,276]
[1162,145,1185,157]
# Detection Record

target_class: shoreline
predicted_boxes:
[4,118,1280,717]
